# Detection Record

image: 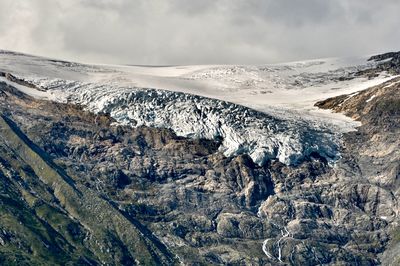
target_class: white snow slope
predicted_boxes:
[0,50,395,166]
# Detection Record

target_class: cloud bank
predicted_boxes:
[0,0,399,65]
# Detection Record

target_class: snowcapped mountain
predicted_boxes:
[1,49,400,265]
[0,50,396,165]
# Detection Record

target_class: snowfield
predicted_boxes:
[0,50,395,165]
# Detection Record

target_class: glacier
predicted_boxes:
[0,50,395,166]
[0,75,343,166]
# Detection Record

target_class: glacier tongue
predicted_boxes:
[15,77,341,166]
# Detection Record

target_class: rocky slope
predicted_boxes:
[316,75,400,266]
[0,51,399,265]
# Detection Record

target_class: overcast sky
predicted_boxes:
[0,0,399,65]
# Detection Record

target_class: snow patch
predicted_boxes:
[0,76,52,100]
[366,95,376,103]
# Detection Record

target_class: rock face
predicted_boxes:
[368,51,400,74]
[0,51,399,265]
[316,76,400,265]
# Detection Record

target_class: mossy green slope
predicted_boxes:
[0,115,177,265]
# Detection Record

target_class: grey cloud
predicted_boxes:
[0,0,399,65]
[167,0,219,15]
[235,0,343,26]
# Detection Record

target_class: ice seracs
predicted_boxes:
[2,76,341,165]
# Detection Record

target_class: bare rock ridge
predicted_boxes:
[316,75,400,265]
[353,51,400,78]
[368,51,400,74]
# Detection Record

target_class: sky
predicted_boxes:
[0,0,399,65]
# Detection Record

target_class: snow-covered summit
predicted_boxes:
[0,50,396,165]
